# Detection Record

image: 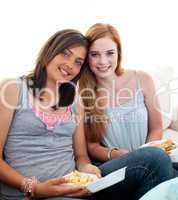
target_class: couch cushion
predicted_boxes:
[148,66,174,130]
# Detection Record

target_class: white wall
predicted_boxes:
[0,0,178,80]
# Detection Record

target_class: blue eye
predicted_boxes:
[107,51,115,56]
[90,53,99,57]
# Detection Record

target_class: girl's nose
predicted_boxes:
[98,55,108,65]
[66,58,74,70]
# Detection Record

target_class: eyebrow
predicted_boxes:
[67,48,85,61]
[90,49,116,53]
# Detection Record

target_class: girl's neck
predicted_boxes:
[96,73,118,89]
[41,79,60,105]
[45,79,58,94]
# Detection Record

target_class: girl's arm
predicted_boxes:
[0,79,25,189]
[73,98,101,177]
[139,71,163,142]
[87,141,129,162]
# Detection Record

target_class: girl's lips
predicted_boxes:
[58,67,70,76]
[97,65,111,72]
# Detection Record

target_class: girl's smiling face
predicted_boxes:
[46,45,86,83]
[88,37,118,78]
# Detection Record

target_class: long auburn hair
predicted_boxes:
[79,23,123,142]
[26,29,88,108]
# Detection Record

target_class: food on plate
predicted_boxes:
[64,170,95,186]
[147,139,176,154]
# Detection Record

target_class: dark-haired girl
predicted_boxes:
[0,29,100,200]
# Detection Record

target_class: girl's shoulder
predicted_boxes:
[0,78,25,109]
[136,70,153,80]
[0,78,21,96]
[122,69,152,80]
[136,70,155,88]
[119,69,136,80]
[117,69,137,86]
[119,69,155,92]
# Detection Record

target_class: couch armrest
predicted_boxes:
[169,106,178,131]
[170,120,178,132]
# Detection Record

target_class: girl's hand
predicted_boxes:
[34,177,89,198]
[78,163,102,178]
[111,148,129,158]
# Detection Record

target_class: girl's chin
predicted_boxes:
[55,76,74,83]
[95,70,114,78]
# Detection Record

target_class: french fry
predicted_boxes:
[65,170,94,186]
[152,139,177,154]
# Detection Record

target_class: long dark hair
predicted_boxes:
[27,29,88,108]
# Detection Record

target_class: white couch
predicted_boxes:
[148,66,178,142]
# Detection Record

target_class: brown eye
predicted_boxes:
[75,59,83,67]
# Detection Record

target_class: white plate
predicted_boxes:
[86,167,126,193]
[64,167,126,193]
[140,139,178,162]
